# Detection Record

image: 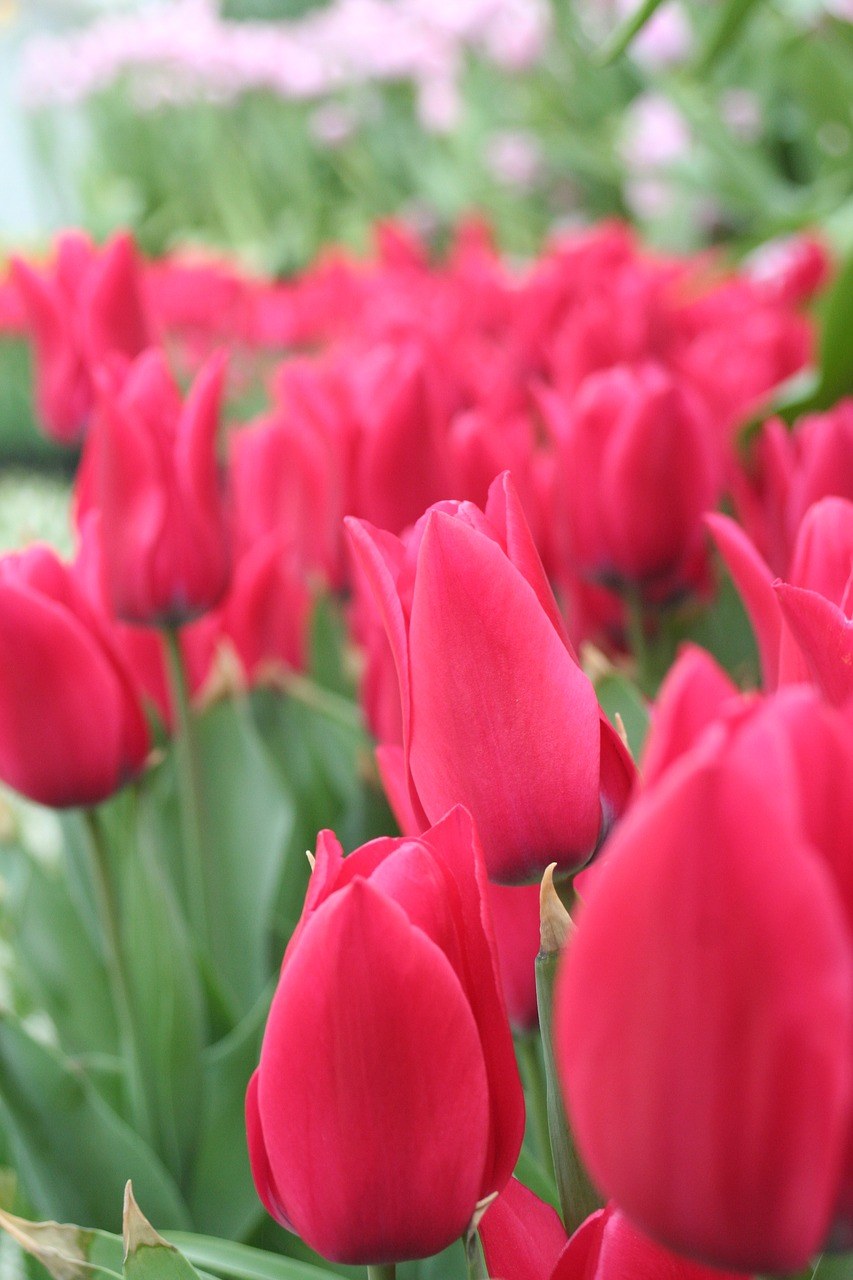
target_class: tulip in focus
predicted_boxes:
[12,231,150,444]
[246,806,525,1265]
[0,545,150,806]
[91,348,231,626]
[347,472,634,885]
[556,688,853,1272]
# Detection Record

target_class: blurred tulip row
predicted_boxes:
[0,218,849,1280]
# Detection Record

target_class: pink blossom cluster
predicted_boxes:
[19,0,549,130]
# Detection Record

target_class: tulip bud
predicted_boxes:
[347,472,635,885]
[11,231,150,444]
[556,690,853,1272]
[0,545,150,806]
[246,807,525,1266]
[552,362,719,595]
[91,348,230,626]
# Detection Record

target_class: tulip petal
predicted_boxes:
[84,232,150,362]
[485,472,572,649]
[409,511,601,882]
[479,1178,568,1280]
[775,582,853,706]
[245,1071,296,1232]
[551,1205,749,1280]
[419,806,526,1194]
[557,756,853,1273]
[641,644,739,788]
[257,877,491,1264]
[346,517,430,831]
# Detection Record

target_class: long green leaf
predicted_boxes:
[696,0,765,73]
[597,0,669,64]
[138,700,293,1021]
[169,1236,346,1280]
[0,1016,190,1231]
[187,988,272,1239]
[0,1208,342,1280]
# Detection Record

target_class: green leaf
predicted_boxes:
[139,700,293,1021]
[0,1207,122,1280]
[0,1206,342,1280]
[123,1185,202,1280]
[0,1016,190,1231]
[119,812,206,1185]
[596,0,669,64]
[0,835,116,1065]
[187,988,272,1240]
[594,673,649,759]
[695,0,765,73]
[166,1236,345,1280]
[812,250,853,408]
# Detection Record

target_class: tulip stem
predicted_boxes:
[81,808,153,1144]
[535,946,601,1234]
[464,1231,490,1279]
[162,627,210,954]
[517,1033,552,1169]
[366,1268,396,1280]
[624,587,653,693]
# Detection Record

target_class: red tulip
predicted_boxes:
[229,406,344,588]
[11,231,150,444]
[0,545,150,806]
[548,363,719,593]
[347,472,634,884]
[732,401,853,575]
[556,689,853,1272]
[708,497,853,698]
[246,806,525,1265]
[480,1179,751,1279]
[91,348,230,625]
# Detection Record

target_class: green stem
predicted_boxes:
[81,809,153,1143]
[162,627,209,953]
[535,947,601,1234]
[624,587,653,694]
[517,1033,552,1171]
[366,1267,396,1280]
[464,1233,489,1280]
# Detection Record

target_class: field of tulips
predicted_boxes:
[0,210,850,1280]
[1,4,853,1280]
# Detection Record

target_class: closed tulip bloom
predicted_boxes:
[551,362,719,593]
[479,1179,750,1280]
[0,546,150,806]
[94,348,230,625]
[246,806,525,1265]
[347,472,634,884]
[11,231,150,444]
[556,690,853,1272]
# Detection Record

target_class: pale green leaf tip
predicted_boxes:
[122,1183,173,1260]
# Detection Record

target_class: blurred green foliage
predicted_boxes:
[20,1,853,273]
